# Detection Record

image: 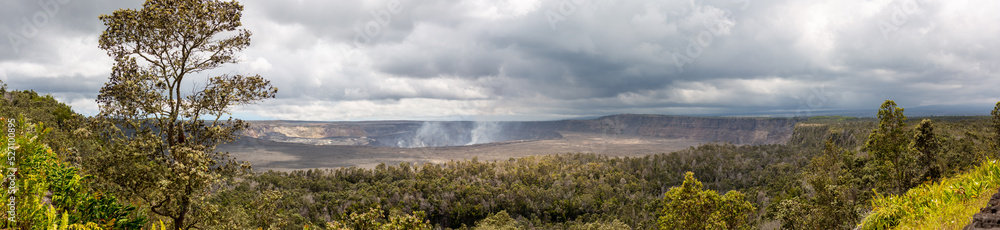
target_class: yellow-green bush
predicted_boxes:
[327,205,432,230]
[0,117,144,229]
[860,159,1000,229]
[658,171,755,230]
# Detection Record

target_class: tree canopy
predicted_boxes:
[865,100,912,194]
[93,0,276,229]
[658,172,754,230]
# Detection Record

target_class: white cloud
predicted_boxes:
[239,98,500,121]
[4,0,1000,120]
[248,57,273,72]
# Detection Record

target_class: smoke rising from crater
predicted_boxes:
[234,115,792,150]
[394,121,506,148]
[468,121,501,146]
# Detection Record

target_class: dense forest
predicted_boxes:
[3,80,1000,229]
[225,111,995,229]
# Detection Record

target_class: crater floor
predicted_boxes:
[220,131,704,171]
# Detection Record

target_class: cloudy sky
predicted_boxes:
[1,0,998,121]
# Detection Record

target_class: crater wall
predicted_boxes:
[238,114,798,147]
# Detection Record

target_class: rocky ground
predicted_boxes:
[966,188,1000,229]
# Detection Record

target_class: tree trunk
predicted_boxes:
[173,215,184,230]
[174,189,191,230]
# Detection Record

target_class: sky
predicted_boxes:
[1,0,998,121]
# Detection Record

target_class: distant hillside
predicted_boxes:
[237,114,799,147]
[533,114,799,145]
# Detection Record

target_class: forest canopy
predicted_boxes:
[4,83,1000,229]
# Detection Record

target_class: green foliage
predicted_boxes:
[912,119,941,182]
[860,159,1000,229]
[0,117,144,229]
[9,82,993,230]
[565,219,630,230]
[0,89,99,166]
[992,102,1000,157]
[196,184,304,229]
[771,140,866,229]
[927,117,993,177]
[658,172,754,230]
[469,210,630,230]
[244,141,810,229]
[777,103,993,229]
[231,116,929,229]
[474,211,519,230]
[94,0,277,229]
[770,198,810,229]
[0,90,76,129]
[865,100,914,194]
[326,205,432,230]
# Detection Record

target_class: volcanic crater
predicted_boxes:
[221,114,799,171]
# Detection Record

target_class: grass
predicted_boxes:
[860,159,1000,229]
[895,189,992,230]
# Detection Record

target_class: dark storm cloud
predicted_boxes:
[1,0,142,59]
[3,0,999,121]
[1,0,142,114]
[4,74,102,94]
